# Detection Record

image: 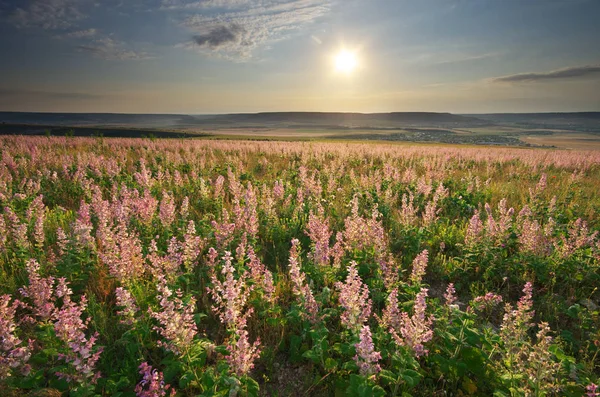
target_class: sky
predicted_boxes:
[0,0,599,114]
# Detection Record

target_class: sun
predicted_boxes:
[334,50,358,74]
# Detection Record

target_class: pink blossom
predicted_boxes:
[336,262,372,333]
[288,239,319,323]
[226,329,261,377]
[410,249,428,285]
[159,191,176,228]
[444,283,457,306]
[0,295,31,379]
[115,287,139,326]
[135,362,175,397]
[388,289,433,357]
[19,259,55,321]
[354,325,381,376]
[305,209,332,266]
[149,277,197,356]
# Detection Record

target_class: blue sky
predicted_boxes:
[0,0,599,113]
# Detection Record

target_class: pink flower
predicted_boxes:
[354,325,381,376]
[226,329,261,377]
[305,210,332,266]
[207,251,254,331]
[587,383,600,397]
[288,239,319,323]
[410,249,428,285]
[0,295,31,379]
[19,259,55,321]
[135,362,175,397]
[159,191,176,228]
[336,262,372,333]
[115,287,139,326]
[149,277,197,356]
[444,283,457,306]
[388,289,433,357]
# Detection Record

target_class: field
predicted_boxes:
[1,136,600,396]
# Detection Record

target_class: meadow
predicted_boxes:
[1,136,600,396]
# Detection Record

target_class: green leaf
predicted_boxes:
[325,357,338,370]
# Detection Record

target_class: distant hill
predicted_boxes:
[466,112,600,133]
[0,111,486,130]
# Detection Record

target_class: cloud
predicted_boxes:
[9,0,86,30]
[175,0,333,60]
[192,23,245,48]
[76,37,153,61]
[492,64,600,83]
[55,28,98,39]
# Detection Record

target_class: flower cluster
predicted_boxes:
[410,249,429,285]
[336,262,372,334]
[387,289,433,357]
[53,281,103,385]
[149,277,197,356]
[354,325,381,376]
[0,295,31,379]
[207,250,261,376]
[115,287,139,326]
[135,362,175,397]
[471,292,503,313]
[288,239,319,323]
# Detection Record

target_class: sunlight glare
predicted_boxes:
[334,50,358,74]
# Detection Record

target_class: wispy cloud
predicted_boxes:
[76,37,153,61]
[492,64,600,83]
[55,28,98,39]
[9,0,86,30]
[174,0,333,60]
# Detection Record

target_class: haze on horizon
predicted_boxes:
[0,0,599,114]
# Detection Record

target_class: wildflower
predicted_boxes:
[149,277,197,355]
[211,209,236,248]
[135,189,158,224]
[500,282,535,360]
[288,239,319,323]
[4,206,29,248]
[246,246,275,304]
[336,262,372,333]
[182,220,203,272]
[305,209,332,266]
[226,328,261,377]
[135,362,175,397]
[388,289,433,357]
[0,295,31,379]
[159,191,176,228]
[115,287,139,326]
[213,175,225,199]
[273,179,284,199]
[409,249,428,285]
[28,195,45,248]
[379,288,401,331]
[73,201,94,250]
[208,251,254,331]
[98,219,145,282]
[587,384,600,397]
[400,192,417,226]
[19,259,55,321]
[444,283,457,307]
[354,325,381,376]
[465,211,483,246]
[53,285,103,385]
[343,196,387,259]
[471,292,503,313]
